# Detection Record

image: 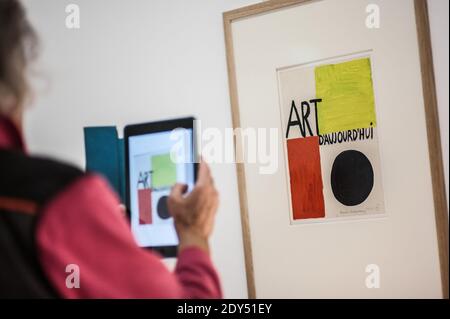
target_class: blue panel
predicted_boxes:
[84,126,125,202]
[117,138,126,202]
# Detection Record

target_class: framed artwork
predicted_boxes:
[224,0,448,298]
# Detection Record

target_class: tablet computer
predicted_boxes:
[124,117,197,258]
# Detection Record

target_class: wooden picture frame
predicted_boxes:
[223,0,448,298]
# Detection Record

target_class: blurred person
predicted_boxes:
[0,0,221,298]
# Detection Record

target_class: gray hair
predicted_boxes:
[0,0,38,116]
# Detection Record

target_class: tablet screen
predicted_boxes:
[127,127,194,249]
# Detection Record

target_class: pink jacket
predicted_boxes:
[0,116,222,298]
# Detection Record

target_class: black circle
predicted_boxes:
[331,150,374,206]
[157,196,171,220]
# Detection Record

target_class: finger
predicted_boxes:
[118,204,127,218]
[196,160,211,186]
[170,183,188,199]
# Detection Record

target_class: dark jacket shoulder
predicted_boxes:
[0,149,84,206]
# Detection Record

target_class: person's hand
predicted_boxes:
[167,161,219,253]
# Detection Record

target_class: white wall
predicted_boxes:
[21,0,448,299]
[428,0,449,211]
[22,0,260,299]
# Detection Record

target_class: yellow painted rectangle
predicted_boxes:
[315,58,376,134]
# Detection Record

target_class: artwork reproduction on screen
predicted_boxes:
[277,54,385,223]
[135,152,175,225]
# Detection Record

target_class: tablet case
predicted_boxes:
[83,126,126,203]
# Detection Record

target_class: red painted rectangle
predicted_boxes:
[287,136,325,220]
[138,188,152,224]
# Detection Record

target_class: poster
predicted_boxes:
[277,54,385,224]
